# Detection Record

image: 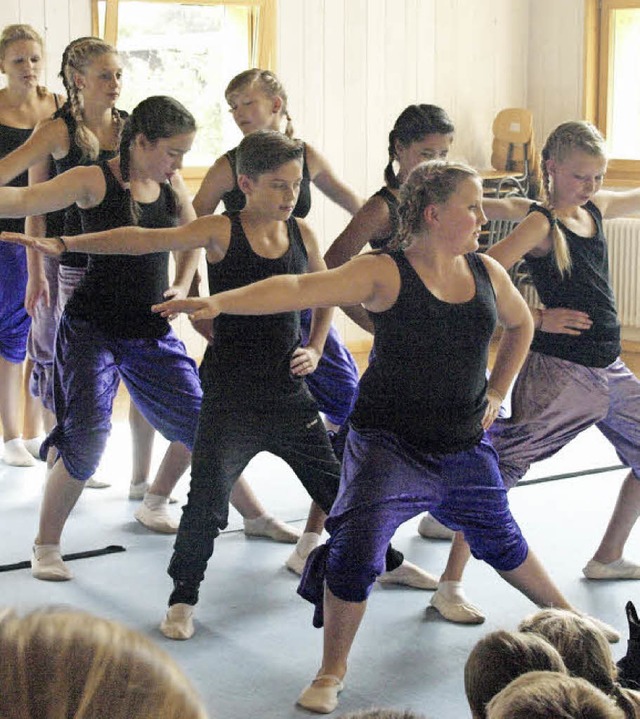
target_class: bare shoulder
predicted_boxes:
[292,216,320,251]
[477,251,508,279]
[301,142,326,176]
[205,153,235,187]
[193,153,235,215]
[202,213,233,262]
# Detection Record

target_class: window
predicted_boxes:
[585,0,640,183]
[91,0,277,183]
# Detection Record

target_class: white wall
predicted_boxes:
[278,0,532,342]
[0,0,587,346]
[528,0,585,149]
[0,0,91,93]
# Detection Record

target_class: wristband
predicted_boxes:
[55,236,68,252]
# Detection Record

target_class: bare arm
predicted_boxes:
[305,143,364,215]
[0,117,67,187]
[483,196,532,221]
[152,253,392,321]
[23,156,57,313]
[324,195,392,333]
[0,164,100,218]
[487,210,592,335]
[593,187,640,219]
[485,211,552,271]
[167,174,201,297]
[61,215,228,256]
[297,218,333,358]
[481,254,534,429]
[192,154,235,217]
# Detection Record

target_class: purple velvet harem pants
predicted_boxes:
[298,426,528,626]
[42,312,202,481]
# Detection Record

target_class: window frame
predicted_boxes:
[585,0,640,185]
[90,0,277,189]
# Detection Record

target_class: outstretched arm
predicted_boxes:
[483,195,532,221]
[2,213,231,258]
[305,143,364,215]
[0,164,99,219]
[481,254,534,429]
[593,187,640,219]
[152,253,388,322]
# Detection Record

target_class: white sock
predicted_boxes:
[296,532,321,559]
[3,437,36,466]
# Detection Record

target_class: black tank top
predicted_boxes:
[526,201,620,367]
[203,212,308,406]
[0,123,32,234]
[221,144,312,217]
[65,161,173,339]
[51,107,128,267]
[351,250,497,453]
[369,186,399,250]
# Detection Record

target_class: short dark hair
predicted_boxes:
[236,129,303,179]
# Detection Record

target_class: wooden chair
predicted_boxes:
[481,108,539,198]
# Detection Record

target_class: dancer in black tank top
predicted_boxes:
[156,160,617,714]
[0,97,203,582]
[193,68,362,434]
[433,120,640,632]
[20,131,436,638]
[0,23,61,468]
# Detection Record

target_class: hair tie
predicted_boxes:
[527,203,557,228]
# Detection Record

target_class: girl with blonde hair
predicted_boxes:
[149,159,616,713]
[430,120,640,624]
[0,24,61,467]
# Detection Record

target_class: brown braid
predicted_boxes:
[119,96,196,225]
[385,105,455,189]
[389,160,478,250]
[540,121,607,276]
[60,37,118,162]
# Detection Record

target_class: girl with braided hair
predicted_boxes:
[150,159,618,713]
[16,38,130,489]
[428,120,640,627]
[0,96,204,580]
[0,24,61,467]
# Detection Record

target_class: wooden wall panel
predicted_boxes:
[0,0,90,93]
[0,0,587,348]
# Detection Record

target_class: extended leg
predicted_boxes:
[297,587,366,714]
[32,460,85,581]
[584,471,640,578]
